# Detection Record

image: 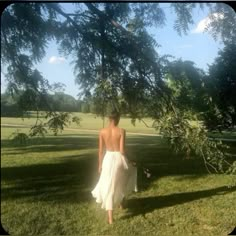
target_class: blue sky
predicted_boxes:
[1,3,224,99]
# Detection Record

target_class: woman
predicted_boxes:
[91,111,137,224]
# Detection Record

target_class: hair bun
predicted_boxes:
[108,110,120,119]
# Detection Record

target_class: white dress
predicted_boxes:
[91,151,138,210]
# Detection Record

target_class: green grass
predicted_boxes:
[1,112,156,134]
[1,118,236,235]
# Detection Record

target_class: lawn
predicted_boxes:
[1,118,236,235]
[1,112,156,134]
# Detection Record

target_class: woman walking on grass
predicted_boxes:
[91,110,137,224]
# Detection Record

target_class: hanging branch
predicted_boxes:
[100,17,106,128]
[141,119,152,128]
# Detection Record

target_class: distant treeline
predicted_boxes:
[1,92,96,117]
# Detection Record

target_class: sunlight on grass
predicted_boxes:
[1,121,236,235]
[1,112,156,134]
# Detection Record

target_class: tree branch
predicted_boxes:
[201,149,218,174]
[141,119,152,128]
[84,3,162,74]
[47,4,85,36]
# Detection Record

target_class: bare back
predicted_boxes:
[100,126,126,154]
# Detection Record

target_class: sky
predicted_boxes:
[1,3,225,99]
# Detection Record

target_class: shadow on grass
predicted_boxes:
[122,185,236,219]
[1,153,98,203]
[1,135,98,154]
[125,137,208,191]
[2,134,234,204]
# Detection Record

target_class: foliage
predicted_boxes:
[9,129,29,146]
[1,3,236,174]
[155,110,235,174]
[71,116,81,126]
[205,42,236,130]
[171,3,196,36]
[1,94,23,117]
[45,112,70,135]
[165,60,209,113]
[1,92,88,115]
[3,3,233,114]
[205,3,236,44]
[49,92,79,112]
[1,3,66,134]
[29,123,48,137]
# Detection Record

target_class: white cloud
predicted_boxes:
[191,13,224,34]
[48,56,66,64]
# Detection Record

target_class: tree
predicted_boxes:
[1,92,23,117]
[165,60,208,114]
[205,3,236,44]
[51,92,78,112]
[2,3,235,115]
[205,42,236,130]
[1,3,235,173]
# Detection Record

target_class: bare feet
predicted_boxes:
[107,210,113,224]
[108,218,113,224]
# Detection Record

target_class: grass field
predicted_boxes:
[1,115,236,235]
[1,112,156,134]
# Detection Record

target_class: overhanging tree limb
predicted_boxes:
[84,3,178,113]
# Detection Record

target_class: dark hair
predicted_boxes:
[108,110,120,125]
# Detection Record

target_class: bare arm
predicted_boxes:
[98,130,104,174]
[120,129,126,155]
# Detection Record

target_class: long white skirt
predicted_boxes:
[91,151,137,210]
